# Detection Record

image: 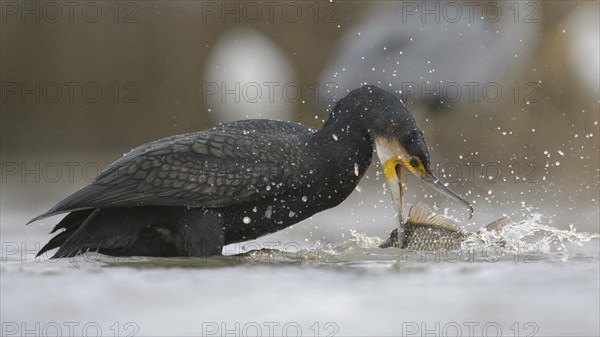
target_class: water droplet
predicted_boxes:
[354,163,359,176]
[265,206,273,219]
[289,211,296,217]
[332,134,338,141]
[242,216,251,224]
[302,196,308,202]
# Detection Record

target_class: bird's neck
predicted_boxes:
[316,103,373,147]
[310,106,374,181]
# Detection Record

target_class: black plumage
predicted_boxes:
[29,85,434,258]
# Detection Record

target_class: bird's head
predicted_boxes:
[342,85,473,220]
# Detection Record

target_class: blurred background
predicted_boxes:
[1,0,598,234]
[2,2,599,336]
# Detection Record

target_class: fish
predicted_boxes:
[380,202,510,251]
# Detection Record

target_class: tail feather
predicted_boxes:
[37,207,224,258]
[52,208,147,258]
[37,209,94,257]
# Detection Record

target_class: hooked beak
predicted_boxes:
[382,157,474,221]
[420,170,474,220]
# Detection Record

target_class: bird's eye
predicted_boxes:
[409,157,420,168]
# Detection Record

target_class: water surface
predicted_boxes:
[2,207,598,336]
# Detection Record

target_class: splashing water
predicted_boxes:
[26,213,594,268]
[469,213,600,262]
[238,212,599,266]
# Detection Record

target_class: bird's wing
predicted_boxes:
[29,120,312,223]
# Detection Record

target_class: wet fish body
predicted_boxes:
[381,226,467,251]
[380,203,509,251]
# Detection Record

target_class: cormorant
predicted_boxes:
[28,85,472,258]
